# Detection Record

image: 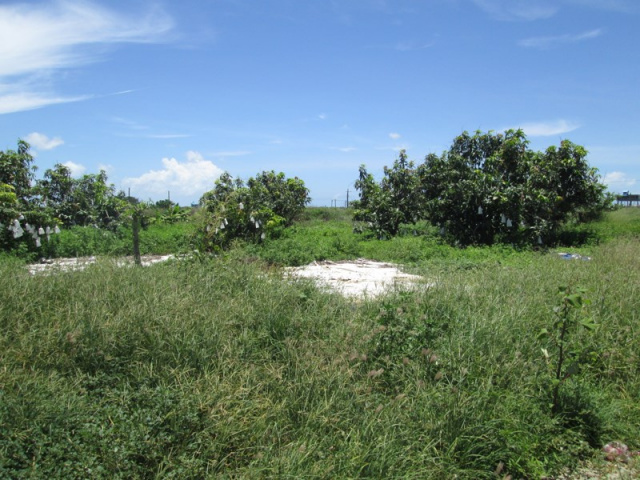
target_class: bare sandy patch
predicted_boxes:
[27,254,175,275]
[285,259,430,299]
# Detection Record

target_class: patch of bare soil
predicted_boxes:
[285,259,431,299]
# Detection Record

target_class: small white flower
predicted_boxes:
[261,233,266,240]
[38,227,45,235]
[54,226,61,234]
[35,238,41,247]
[477,206,483,215]
[238,202,244,210]
[506,219,512,228]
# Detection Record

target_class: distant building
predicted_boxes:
[616,193,640,206]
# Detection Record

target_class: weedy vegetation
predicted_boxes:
[1,206,639,479]
[1,135,638,478]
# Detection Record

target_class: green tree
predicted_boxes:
[37,167,127,229]
[0,141,59,252]
[418,130,607,245]
[353,150,421,237]
[155,199,175,209]
[199,171,310,250]
[0,140,36,203]
[0,183,19,226]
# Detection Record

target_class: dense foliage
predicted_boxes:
[1,209,639,478]
[0,141,58,251]
[36,163,127,229]
[198,170,310,250]
[353,150,422,238]
[354,130,609,246]
[0,140,175,256]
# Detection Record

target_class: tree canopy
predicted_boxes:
[354,130,608,246]
[199,170,310,250]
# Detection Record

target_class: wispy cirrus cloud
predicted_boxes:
[472,0,640,21]
[504,120,580,137]
[0,0,173,114]
[519,28,603,48]
[0,92,91,115]
[471,0,558,21]
[564,0,640,14]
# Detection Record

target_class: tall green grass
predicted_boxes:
[1,235,639,478]
[38,222,196,258]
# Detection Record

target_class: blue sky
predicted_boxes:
[1,0,638,206]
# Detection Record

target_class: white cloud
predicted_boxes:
[602,171,636,193]
[564,0,640,14]
[24,132,64,150]
[318,113,327,120]
[0,91,91,115]
[473,0,640,20]
[471,0,558,21]
[336,147,357,153]
[506,120,580,137]
[123,151,224,201]
[98,163,114,174]
[389,132,401,140]
[62,161,87,177]
[519,29,603,48]
[0,1,173,114]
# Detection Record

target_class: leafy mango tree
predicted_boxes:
[0,141,60,252]
[199,170,310,250]
[418,130,607,246]
[353,150,422,238]
[36,164,127,230]
[354,130,608,246]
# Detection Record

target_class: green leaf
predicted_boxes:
[565,294,583,308]
[537,328,550,340]
[580,318,596,331]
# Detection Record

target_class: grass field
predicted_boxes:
[1,208,639,478]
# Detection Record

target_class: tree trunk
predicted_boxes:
[132,213,141,266]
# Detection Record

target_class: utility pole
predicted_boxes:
[346,189,349,208]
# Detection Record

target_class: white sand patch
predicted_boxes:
[285,259,430,299]
[27,254,175,275]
